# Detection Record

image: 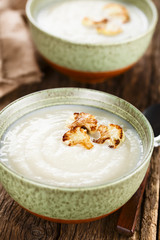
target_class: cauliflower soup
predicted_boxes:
[35,0,149,44]
[0,105,143,187]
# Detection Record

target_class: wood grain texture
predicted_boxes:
[140,149,160,240]
[117,168,150,237]
[0,0,160,239]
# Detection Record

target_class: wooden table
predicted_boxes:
[0,1,160,239]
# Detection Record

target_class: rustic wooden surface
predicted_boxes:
[0,0,160,239]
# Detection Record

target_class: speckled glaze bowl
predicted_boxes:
[0,88,154,223]
[26,0,157,83]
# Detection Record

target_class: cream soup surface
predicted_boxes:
[35,0,149,44]
[0,105,143,187]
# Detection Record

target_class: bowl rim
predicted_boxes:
[0,88,154,191]
[26,0,158,47]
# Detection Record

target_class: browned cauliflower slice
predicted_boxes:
[93,125,110,144]
[68,112,98,134]
[97,22,122,36]
[93,124,125,148]
[82,17,108,27]
[103,3,130,23]
[63,126,94,150]
[107,124,125,148]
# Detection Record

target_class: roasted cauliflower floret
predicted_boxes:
[63,126,94,150]
[107,124,125,148]
[93,124,125,148]
[97,22,122,36]
[93,125,110,144]
[103,3,130,23]
[82,17,108,27]
[68,112,98,134]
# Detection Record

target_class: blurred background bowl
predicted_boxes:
[26,0,158,84]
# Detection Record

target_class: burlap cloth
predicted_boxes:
[0,0,42,98]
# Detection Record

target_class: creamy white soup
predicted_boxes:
[35,0,149,44]
[0,105,143,187]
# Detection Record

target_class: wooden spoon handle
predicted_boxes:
[117,167,150,237]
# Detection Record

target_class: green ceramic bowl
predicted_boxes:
[0,88,154,223]
[26,0,158,83]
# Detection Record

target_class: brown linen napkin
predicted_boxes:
[0,9,42,98]
[0,0,27,11]
[0,0,10,11]
[10,0,28,10]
